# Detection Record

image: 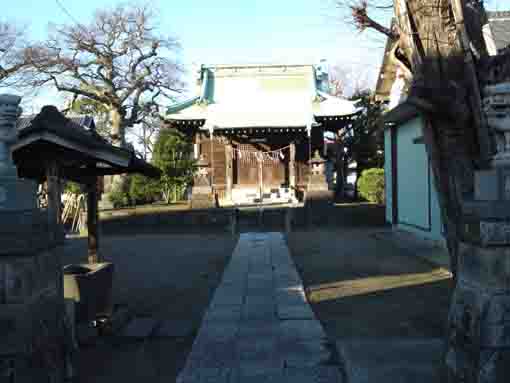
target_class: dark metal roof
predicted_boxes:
[17,114,96,132]
[12,106,160,183]
[488,11,510,52]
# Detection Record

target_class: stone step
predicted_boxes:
[337,338,444,383]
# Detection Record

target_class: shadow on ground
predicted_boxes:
[287,228,452,339]
[63,233,238,383]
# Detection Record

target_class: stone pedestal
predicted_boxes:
[190,155,215,209]
[447,242,510,382]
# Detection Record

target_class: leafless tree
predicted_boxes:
[329,63,374,97]
[0,22,31,87]
[25,4,183,149]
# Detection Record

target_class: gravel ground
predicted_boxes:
[287,227,453,340]
[63,233,238,383]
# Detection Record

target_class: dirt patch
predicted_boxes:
[63,233,238,382]
[287,228,453,339]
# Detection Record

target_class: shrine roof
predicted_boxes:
[12,106,160,183]
[166,63,359,130]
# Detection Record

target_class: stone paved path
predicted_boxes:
[177,232,342,383]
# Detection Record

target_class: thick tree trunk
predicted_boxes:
[103,108,128,201]
[389,0,510,381]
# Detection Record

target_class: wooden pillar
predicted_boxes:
[209,129,214,187]
[45,161,61,242]
[193,132,200,160]
[225,142,233,202]
[307,124,312,187]
[289,142,296,191]
[87,176,99,264]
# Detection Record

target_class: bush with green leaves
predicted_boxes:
[357,168,385,204]
[152,129,195,203]
[129,174,159,205]
[108,189,131,208]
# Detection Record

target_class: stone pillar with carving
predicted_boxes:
[190,154,215,209]
[0,95,69,382]
[445,83,510,382]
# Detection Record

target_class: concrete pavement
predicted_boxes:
[176,232,342,383]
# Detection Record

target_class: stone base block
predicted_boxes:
[191,185,215,209]
[0,248,62,355]
[0,177,37,211]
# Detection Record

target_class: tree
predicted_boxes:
[341,1,510,381]
[329,64,374,98]
[338,90,384,199]
[152,129,195,204]
[25,4,183,193]
[0,22,31,86]
[67,95,111,140]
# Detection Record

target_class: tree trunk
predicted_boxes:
[103,107,128,201]
[390,0,510,381]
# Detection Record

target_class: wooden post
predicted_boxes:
[209,129,214,187]
[225,143,233,203]
[307,124,312,188]
[45,161,61,242]
[289,142,296,193]
[194,132,200,160]
[87,177,99,264]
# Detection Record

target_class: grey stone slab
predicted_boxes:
[155,319,195,338]
[195,322,239,343]
[283,366,343,383]
[237,362,282,380]
[239,322,279,340]
[247,286,274,298]
[177,367,232,383]
[280,320,327,341]
[278,339,331,368]
[203,305,242,323]
[275,277,303,290]
[276,286,307,301]
[337,338,443,383]
[237,337,280,365]
[228,370,284,383]
[210,291,245,306]
[242,304,277,321]
[185,339,237,369]
[121,317,159,338]
[277,305,316,320]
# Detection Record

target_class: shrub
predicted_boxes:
[108,190,131,208]
[129,174,159,205]
[357,168,385,204]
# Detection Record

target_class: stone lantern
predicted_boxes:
[305,150,332,225]
[307,150,328,191]
[190,154,215,209]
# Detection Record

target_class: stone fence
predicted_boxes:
[97,203,386,235]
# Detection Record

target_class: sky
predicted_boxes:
[4,0,395,109]
[3,0,505,111]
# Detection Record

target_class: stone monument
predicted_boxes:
[0,95,69,382]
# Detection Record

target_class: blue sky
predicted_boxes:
[3,0,505,110]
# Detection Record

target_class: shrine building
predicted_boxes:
[165,63,359,206]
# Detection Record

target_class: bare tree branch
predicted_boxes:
[24,3,184,148]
